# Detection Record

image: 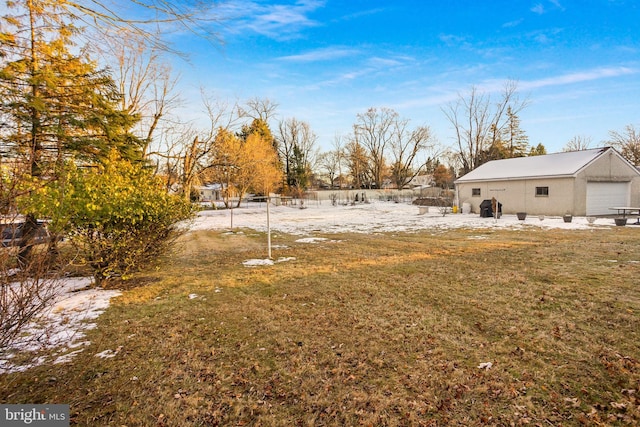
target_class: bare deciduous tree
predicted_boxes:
[104,35,182,158]
[443,80,528,174]
[389,120,438,189]
[276,118,318,191]
[69,1,222,55]
[332,134,347,189]
[353,108,396,188]
[238,98,279,123]
[563,135,593,152]
[317,150,340,189]
[607,124,640,165]
[155,96,240,201]
[351,108,438,189]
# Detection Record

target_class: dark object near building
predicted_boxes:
[479,199,502,218]
[1,220,50,247]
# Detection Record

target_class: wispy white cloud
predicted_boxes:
[336,8,387,22]
[531,3,545,14]
[526,27,564,45]
[278,47,360,62]
[316,53,413,87]
[531,0,565,15]
[534,33,551,44]
[520,66,637,90]
[614,45,639,54]
[217,0,326,40]
[471,67,636,96]
[301,68,373,90]
[502,18,524,28]
[438,33,468,47]
[390,91,461,110]
[549,0,566,11]
[392,66,637,112]
[367,57,405,68]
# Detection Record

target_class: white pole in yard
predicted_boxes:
[267,194,272,259]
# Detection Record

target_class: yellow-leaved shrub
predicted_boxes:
[24,152,194,285]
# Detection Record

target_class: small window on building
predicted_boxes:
[472,188,481,197]
[536,186,549,197]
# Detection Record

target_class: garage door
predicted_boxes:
[586,182,630,215]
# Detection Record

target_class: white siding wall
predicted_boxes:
[457,177,575,216]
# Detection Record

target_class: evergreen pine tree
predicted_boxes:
[501,106,529,157]
[0,0,142,178]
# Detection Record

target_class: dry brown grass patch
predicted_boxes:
[1,227,639,425]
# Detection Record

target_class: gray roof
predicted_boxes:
[455,147,613,183]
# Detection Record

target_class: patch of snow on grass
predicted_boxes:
[0,277,121,373]
[243,259,274,267]
[94,346,122,359]
[243,257,296,267]
[478,362,493,370]
[54,349,85,365]
[295,237,328,243]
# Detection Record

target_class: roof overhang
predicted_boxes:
[455,173,576,184]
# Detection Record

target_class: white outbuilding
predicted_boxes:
[454,147,640,216]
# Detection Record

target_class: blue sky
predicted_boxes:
[170,0,639,154]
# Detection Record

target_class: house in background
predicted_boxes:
[196,183,224,202]
[408,174,434,189]
[454,147,640,216]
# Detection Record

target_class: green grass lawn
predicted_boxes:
[1,227,639,426]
